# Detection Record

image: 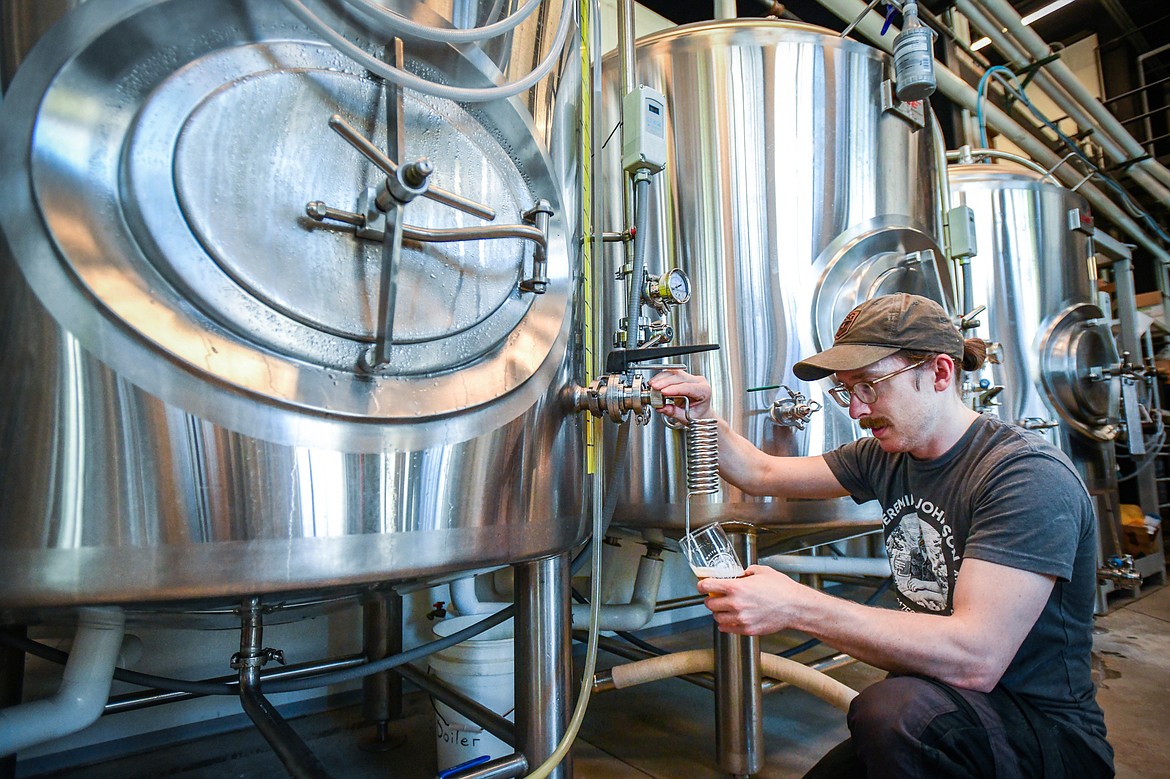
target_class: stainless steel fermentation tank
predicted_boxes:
[947,163,1119,500]
[598,20,953,531]
[0,0,586,612]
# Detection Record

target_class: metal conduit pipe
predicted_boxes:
[810,0,1170,266]
[105,655,366,715]
[761,554,892,577]
[594,649,858,712]
[955,0,1170,209]
[393,663,515,745]
[0,608,124,757]
[975,0,1170,196]
[570,554,665,631]
[443,753,529,779]
[946,147,1057,180]
[236,598,332,779]
[626,175,651,349]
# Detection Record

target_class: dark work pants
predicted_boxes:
[802,676,1113,779]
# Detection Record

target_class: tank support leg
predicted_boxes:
[0,625,26,779]
[715,530,763,778]
[360,589,405,751]
[514,553,572,779]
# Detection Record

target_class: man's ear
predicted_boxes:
[932,354,957,391]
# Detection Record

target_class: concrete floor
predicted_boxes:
[16,583,1170,778]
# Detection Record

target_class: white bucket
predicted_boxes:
[427,614,515,773]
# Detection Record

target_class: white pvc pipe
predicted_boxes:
[450,575,509,615]
[811,0,1170,265]
[604,648,858,712]
[0,608,125,757]
[975,0,1170,195]
[714,0,737,20]
[762,554,892,577]
[571,555,665,631]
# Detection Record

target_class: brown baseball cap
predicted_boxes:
[793,293,963,381]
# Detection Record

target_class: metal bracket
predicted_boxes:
[881,79,925,129]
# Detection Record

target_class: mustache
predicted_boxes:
[858,417,889,430]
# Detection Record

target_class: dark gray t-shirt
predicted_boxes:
[824,414,1112,765]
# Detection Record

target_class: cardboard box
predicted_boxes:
[1120,504,1162,557]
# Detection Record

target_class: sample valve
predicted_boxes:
[767,385,823,430]
[575,343,719,424]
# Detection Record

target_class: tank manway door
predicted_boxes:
[1038,303,1121,441]
[13,10,569,445]
[812,224,953,352]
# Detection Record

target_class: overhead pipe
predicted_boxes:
[956,0,1170,210]
[570,553,665,631]
[975,0,1170,197]
[810,0,1170,266]
[0,608,124,757]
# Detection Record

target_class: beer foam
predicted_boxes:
[691,564,744,579]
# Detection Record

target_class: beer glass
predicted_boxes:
[681,522,744,579]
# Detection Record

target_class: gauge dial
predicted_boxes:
[660,268,691,305]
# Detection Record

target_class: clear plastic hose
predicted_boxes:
[278,0,573,102]
[340,0,544,43]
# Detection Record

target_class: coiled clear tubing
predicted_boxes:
[685,417,720,498]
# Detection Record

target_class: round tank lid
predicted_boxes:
[15,2,570,434]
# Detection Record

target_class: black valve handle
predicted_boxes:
[604,343,720,374]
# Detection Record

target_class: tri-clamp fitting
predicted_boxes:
[574,373,664,424]
[575,343,720,424]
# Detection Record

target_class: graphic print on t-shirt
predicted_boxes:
[885,508,954,612]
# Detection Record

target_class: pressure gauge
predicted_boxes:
[647,267,691,306]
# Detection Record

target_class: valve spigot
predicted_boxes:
[765,385,822,430]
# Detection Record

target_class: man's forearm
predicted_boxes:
[714,418,847,499]
[786,586,1002,691]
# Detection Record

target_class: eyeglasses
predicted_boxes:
[826,358,931,408]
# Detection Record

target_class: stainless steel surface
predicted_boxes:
[514,555,571,779]
[948,163,1119,443]
[598,20,950,529]
[362,591,402,728]
[0,0,585,611]
[714,532,762,778]
[948,162,1121,558]
[326,113,497,221]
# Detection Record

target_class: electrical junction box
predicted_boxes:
[622,85,668,174]
[948,205,977,260]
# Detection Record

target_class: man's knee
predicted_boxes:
[847,676,963,749]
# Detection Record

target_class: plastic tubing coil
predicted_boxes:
[605,648,858,713]
[277,0,573,102]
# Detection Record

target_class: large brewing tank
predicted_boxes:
[948,162,1119,491]
[0,0,585,614]
[598,20,953,529]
